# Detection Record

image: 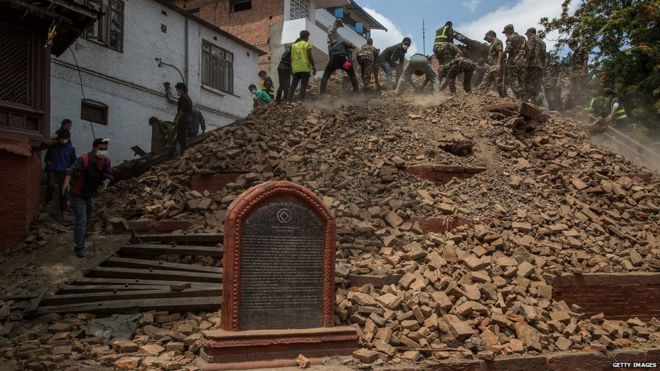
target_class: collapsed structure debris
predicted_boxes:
[1,93,658,369]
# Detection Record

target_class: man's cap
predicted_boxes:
[526,27,537,35]
[93,138,110,147]
[502,24,514,33]
[402,37,412,45]
[335,18,344,24]
[484,30,496,40]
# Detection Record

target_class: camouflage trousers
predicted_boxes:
[357,57,377,88]
[478,66,504,97]
[505,66,525,98]
[433,43,460,65]
[523,67,544,102]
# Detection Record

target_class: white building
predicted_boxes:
[51,0,265,164]
[277,0,387,74]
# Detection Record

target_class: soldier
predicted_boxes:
[478,30,505,97]
[523,27,546,103]
[433,21,461,65]
[439,54,476,95]
[564,39,589,110]
[357,38,380,90]
[544,52,562,111]
[395,54,439,95]
[502,24,526,99]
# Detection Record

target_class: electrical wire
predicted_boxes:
[69,47,96,139]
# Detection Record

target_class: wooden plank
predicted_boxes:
[71,277,219,287]
[88,267,222,283]
[133,234,223,244]
[59,284,184,294]
[118,244,223,257]
[37,296,221,315]
[104,256,222,274]
[41,288,221,306]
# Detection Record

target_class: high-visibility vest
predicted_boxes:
[434,26,450,46]
[611,98,627,120]
[585,97,596,114]
[585,97,627,121]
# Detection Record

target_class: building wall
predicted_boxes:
[552,273,660,320]
[51,0,258,164]
[176,0,284,71]
[0,138,41,252]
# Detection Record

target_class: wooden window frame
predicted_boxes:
[230,0,252,13]
[201,40,234,95]
[81,99,109,125]
[85,0,124,53]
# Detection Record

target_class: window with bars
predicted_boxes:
[86,0,124,52]
[289,0,310,20]
[0,22,30,106]
[201,40,234,94]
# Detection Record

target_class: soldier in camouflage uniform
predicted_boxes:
[433,21,461,65]
[522,27,546,103]
[543,52,562,111]
[439,54,476,94]
[357,38,380,90]
[564,39,589,110]
[478,30,505,97]
[502,24,526,98]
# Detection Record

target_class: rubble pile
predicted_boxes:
[97,93,660,363]
[0,310,220,370]
[4,93,656,369]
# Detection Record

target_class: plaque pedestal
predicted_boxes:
[198,327,359,370]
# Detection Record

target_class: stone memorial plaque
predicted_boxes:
[222,181,336,331]
[240,196,324,329]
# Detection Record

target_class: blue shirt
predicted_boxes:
[45,142,76,173]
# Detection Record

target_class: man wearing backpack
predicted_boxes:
[62,138,113,258]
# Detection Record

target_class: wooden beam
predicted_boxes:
[71,277,219,287]
[104,256,222,274]
[37,296,221,315]
[41,288,221,306]
[133,234,224,244]
[88,267,222,283]
[58,283,216,294]
[118,244,223,257]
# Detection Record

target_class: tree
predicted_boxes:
[541,0,660,135]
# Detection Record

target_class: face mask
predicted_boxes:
[96,150,108,158]
[61,139,69,144]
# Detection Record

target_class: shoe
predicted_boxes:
[75,249,89,258]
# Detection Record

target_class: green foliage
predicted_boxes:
[541,0,660,134]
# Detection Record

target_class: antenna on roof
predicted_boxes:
[422,18,426,55]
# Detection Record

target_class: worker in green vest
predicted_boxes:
[585,90,628,128]
[433,21,460,65]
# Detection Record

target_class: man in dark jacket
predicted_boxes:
[378,37,411,90]
[320,40,359,94]
[276,46,292,103]
[44,129,76,215]
[174,82,193,154]
[63,138,113,258]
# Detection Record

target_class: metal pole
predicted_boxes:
[423,19,426,55]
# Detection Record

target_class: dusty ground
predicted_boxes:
[0,228,128,298]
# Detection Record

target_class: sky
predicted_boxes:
[359,0,579,56]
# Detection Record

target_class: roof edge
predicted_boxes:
[350,0,387,31]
